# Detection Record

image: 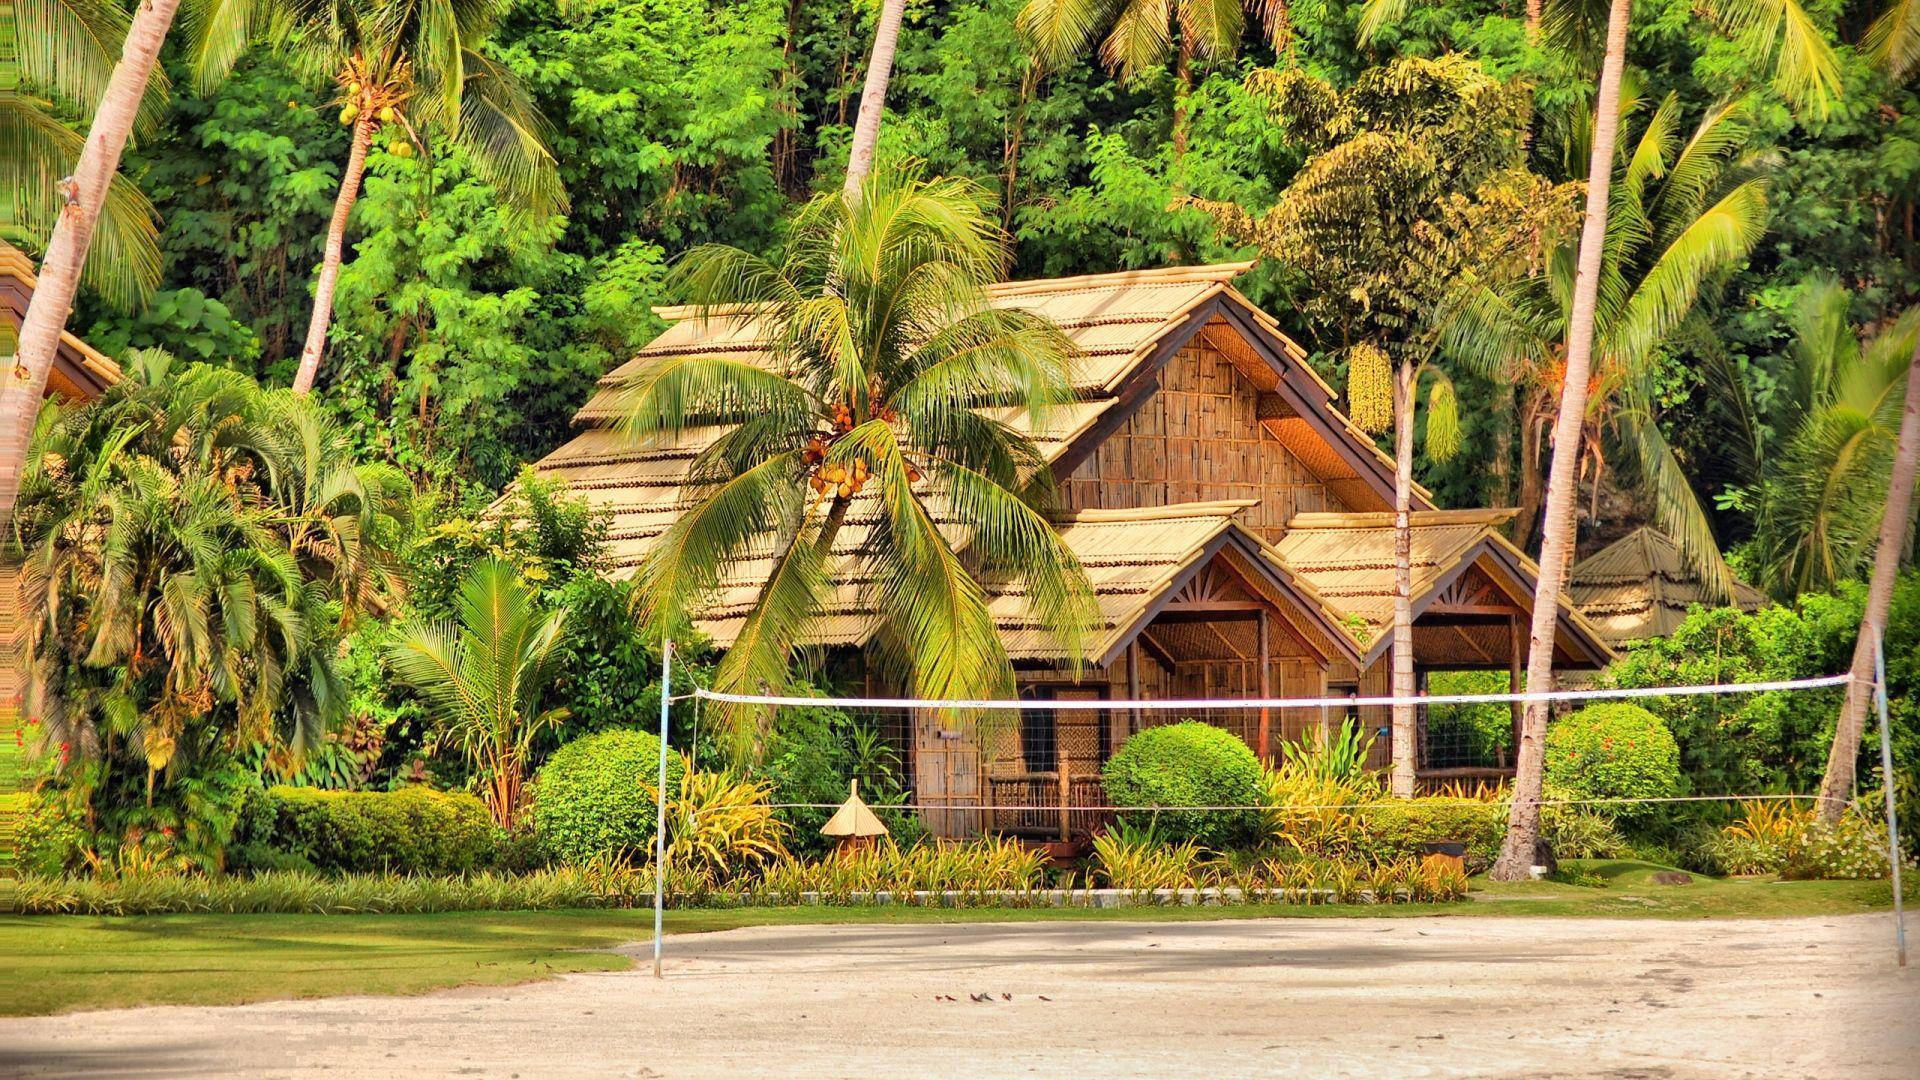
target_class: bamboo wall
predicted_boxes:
[1060,339,1357,542]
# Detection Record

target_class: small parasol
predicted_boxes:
[820,779,889,848]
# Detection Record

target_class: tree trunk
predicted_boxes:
[1002,65,1039,233]
[1515,391,1548,551]
[1525,0,1542,38]
[1390,359,1419,798]
[1171,40,1193,164]
[841,0,907,200]
[1816,336,1920,821]
[1491,378,1515,512]
[1489,0,1632,882]
[292,115,375,395]
[0,0,181,537]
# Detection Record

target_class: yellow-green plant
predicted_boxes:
[1090,822,1204,890]
[664,757,790,886]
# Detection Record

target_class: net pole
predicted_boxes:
[1873,634,1907,967]
[652,639,673,980]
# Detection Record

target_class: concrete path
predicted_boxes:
[2,914,1913,1078]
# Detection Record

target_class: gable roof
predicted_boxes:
[1270,510,1615,669]
[1569,526,1769,646]
[0,241,121,401]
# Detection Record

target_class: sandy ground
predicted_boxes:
[1,915,1914,1079]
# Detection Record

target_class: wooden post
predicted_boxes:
[1257,609,1273,761]
[1127,641,1142,737]
[1057,745,1072,842]
[1508,614,1525,768]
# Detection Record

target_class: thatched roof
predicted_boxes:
[525,263,1510,669]
[0,242,120,401]
[1569,527,1768,646]
[1270,510,1615,669]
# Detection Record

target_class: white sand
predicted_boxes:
[2,914,1914,1078]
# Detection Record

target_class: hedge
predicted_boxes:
[1102,722,1263,848]
[1353,798,1508,871]
[530,729,684,865]
[247,786,499,874]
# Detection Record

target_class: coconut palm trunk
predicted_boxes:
[292,114,376,395]
[1488,0,1633,882]
[1816,337,1920,820]
[1391,358,1419,798]
[0,0,180,537]
[842,0,907,199]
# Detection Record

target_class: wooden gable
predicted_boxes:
[0,242,121,402]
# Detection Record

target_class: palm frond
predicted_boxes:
[451,47,565,219]
[1708,0,1843,118]
[1864,0,1920,80]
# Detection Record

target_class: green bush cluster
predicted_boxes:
[241,787,499,874]
[1544,703,1683,821]
[529,729,683,865]
[1351,799,1509,871]
[1102,722,1264,849]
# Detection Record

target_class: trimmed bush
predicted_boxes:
[1353,798,1508,871]
[253,787,498,874]
[1545,703,1682,821]
[530,729,684,865]
[1102,722,1263,848]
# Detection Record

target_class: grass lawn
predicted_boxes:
[1,861,1904,1018]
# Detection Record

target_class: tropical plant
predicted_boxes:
[527,728,684,865]
[1492,0,1839,880]
[17,351,407,796]
[1102,721,1263,847]
[662,757,791,885]
[1276,719,1379,787]
[1017,0,1291,155]
[1,0,181,538]
[385,558,568,827]
[181,0,566,393]
[1737,280,1920,597]
[619,164,1096,759]
[1091,819,1205,889]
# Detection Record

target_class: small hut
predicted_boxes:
[1569,527,1768,648]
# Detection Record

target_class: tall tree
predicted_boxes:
[842,0,906,198]
[1488,0,1631,881]
[0,0,180,538]
[1816,323,1920,819]
[620,165,1097,760]
[1017,0,1291,157]
[1199,57,1561,794]
[183,0,566,394]
[1487,0,1840,880]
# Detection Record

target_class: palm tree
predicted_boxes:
[1017,0,1290,156]
[1487,0,1631,881]
[843,0,907,198]
[1441,96,1770,596]
[1742,280,1920,596]
[2,0,169,310]
[1486,0,1840,881]
[0,0,181,539]
[386,558,567,827]
[619,164,1097,760]
[1805,303,1919,820]
[182,0,566,394]
[17,351,409,803]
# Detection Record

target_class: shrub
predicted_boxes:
[1544,703,1682,821]
[664,758,790,885]
[530,730,684,865]
[1540,806,1628,859]
[1708,801,1894,880]
[250,787,499,874]
[750,838,1049,902]
[1102,722,1263,848]
[1351,799,1509,871]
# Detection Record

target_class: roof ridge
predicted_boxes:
[985,262,1255,298]
[1052,499,1257,524]
[1286,508,1519,529]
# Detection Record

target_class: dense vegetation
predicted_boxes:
[6,0,1916,891]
